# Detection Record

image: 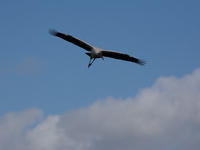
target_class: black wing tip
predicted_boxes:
[49,28,58,36]
[137,59,146,66]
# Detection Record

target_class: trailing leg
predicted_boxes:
[88,58,96,68]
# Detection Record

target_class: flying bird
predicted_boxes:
[49,29,146,68]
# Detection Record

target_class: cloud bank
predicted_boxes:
[1,68,200,150]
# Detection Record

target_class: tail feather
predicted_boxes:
[85,53,91,57]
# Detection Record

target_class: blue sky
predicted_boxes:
[0,1,200,150]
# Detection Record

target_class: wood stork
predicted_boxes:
[49,29,146,68]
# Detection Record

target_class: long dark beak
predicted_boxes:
[101,56,104,60]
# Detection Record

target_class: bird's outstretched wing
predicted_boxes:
[49,29,93,51]
[102,50,146,66]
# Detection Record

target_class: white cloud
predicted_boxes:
[1,68,200,150]
[0,108,43,150]
[0,57,46,75]
[14,57,46,75]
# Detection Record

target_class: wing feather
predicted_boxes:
[102,50,146,66]
[49,29,93,51]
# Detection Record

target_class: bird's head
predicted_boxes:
[97,52,104,60]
